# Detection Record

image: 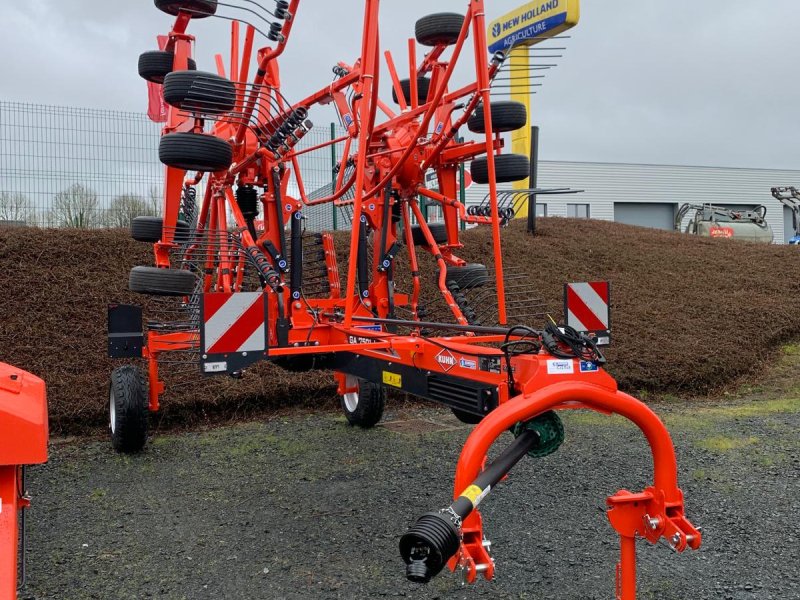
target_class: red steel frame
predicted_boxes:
[133,1,702,595]
[0,362,48,600]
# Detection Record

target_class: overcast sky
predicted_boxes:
[1,0,798,170]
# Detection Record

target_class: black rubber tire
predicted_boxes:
[163,70,236,114]
[470,153,530,184]
[468,101,528,134]
[159,132,233,172]
[451,408,483,425]
[154,0,217,18]
[415,13,466,47]
[109,365,148,454]
[411,222,448,246]
[129,266,196,296]
[341,379,386,428]
[444,263,490,289]
[392,77,431,106]
[137,50,196,84]
[130,216,191,243]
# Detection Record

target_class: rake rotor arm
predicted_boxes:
[233,0,300,146]
[364,6,474,199]
[408,199,469,326]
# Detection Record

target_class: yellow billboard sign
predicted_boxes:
[487,0,580,53]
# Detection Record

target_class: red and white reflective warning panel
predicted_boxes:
[200,292,267,373]
[564,282,611,345]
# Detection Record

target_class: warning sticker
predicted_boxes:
[382,371,402,388]
[460,484,491,507]
[461,485,483,504]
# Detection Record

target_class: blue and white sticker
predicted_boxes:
[343,113,354,127]
[580,361,599,373]
[356,325,382,332]
[546,359,574,375]
[459,358,477,370]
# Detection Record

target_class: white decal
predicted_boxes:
[547,359,574,375]
[436,349,457,372]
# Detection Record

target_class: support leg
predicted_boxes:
[617,535,637,600]
[0,465,19,598]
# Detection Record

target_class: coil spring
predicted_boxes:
[266,107,312,155]
[448,282,479,325]
[467,205,515,220]
[267,21,283,42]
[245,246,282,292]
[274,1,290,19]
[180,186,198,229]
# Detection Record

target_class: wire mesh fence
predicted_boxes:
[0,102,164,228]
[0,101,389,231]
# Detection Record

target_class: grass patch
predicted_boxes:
[781,343,800,356]
[695,435,758,453]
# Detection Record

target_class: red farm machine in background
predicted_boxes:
[107,1,702,597]
[0,363,47,600]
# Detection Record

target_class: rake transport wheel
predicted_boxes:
[129,266,196,296]
[470,153,530,184]
[411,222,448,246]
[341,376,386,428]
[154,0,218,18]
[137,50,197,84]
[109,365,148,454]
[159,132,233,172]
[415,13,466,47]
[392,77,431,106]
[130,216,191,243]
[468,101,528,134]
[444,263,490,289]
[162,71,237,114]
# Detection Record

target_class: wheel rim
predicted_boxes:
[109,388,116,434]
[343,375,359,413]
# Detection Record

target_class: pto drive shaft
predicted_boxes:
[399,429,539,583]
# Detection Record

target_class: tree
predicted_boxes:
[103,194,151,228]
[51,183,99,228]
[0,191,30,223]
[148,186,163,216]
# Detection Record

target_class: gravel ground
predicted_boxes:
[18,357,800,600]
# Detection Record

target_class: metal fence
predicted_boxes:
[0,102,164,228]
[0,101,378,231]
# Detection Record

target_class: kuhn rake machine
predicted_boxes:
[108,0,701,596]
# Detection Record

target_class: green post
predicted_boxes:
[331,122,338,231]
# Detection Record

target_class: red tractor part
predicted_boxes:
[401,363,701,598]
[0,362,48,599]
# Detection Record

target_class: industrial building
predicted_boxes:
[467,161,800,243]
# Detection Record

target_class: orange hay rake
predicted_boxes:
[107,1,702,596]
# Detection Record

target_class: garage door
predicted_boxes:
[613,203,676,231]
